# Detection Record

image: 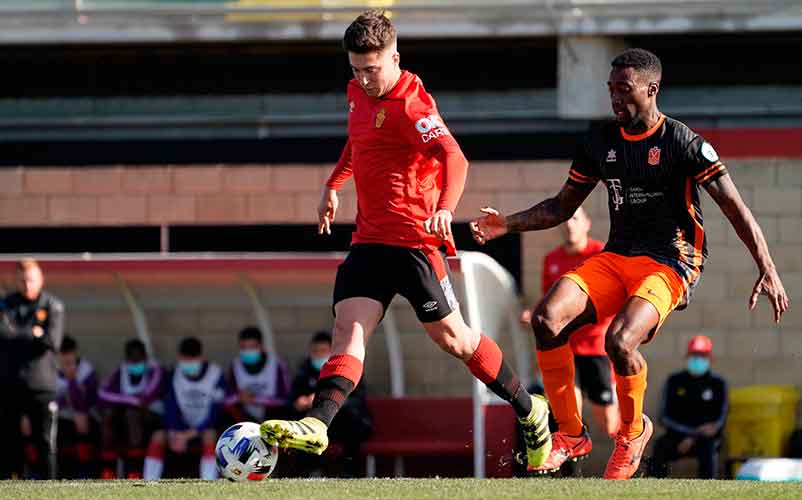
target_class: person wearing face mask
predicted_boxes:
[158,337,226,480]
[288,331,372,477]
[223,326,291,425]
[0,258,64,480]
[649,335,728,478]
[98,339,164,479]
[54,336,98,478]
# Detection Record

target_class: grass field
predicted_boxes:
[1,478,798,500]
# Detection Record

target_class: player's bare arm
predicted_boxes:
[470,183,590,245]
[704,173,789,322]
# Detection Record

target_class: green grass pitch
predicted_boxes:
[1,478,798,500]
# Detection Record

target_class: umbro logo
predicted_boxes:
[607,149,617,162]
[423,300,438,312]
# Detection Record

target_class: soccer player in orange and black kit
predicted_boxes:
[471,48,789,480]
[260,10,552,470]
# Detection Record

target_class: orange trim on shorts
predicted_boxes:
[620,114,666,142]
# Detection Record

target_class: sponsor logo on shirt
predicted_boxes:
[606,149,617,163]
[606,178,624,211]
[414,114,449,143]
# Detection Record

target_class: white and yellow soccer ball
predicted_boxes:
[216,422,279,481]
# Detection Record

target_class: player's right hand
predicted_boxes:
[470,207,509,245]
[318,187,339,235]
[749,266,789,323]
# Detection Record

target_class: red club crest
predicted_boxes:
[648,146,661,166]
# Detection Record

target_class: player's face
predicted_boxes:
[607,66,653,125]
[349,45,400,98]
[17,266,44,301]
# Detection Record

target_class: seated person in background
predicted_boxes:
[224,326,291,424]
[98,339,164,479]
[649,336,728,479]
[290,331,371,477]
[55,335,98,478]
[153,337,226,480]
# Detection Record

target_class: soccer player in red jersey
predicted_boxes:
[260,10,552,470]
[471,48,789,479]
[521,207,619,441]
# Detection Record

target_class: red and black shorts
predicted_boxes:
[333,244,459,323]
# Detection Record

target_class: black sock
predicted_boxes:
[307,376,355,427]
[486,361,532,419]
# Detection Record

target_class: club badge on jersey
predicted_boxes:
[648,147,661,166]
[375,108,386,128]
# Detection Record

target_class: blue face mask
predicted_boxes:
[126,362,146,377]
[687,356,710,377]
[179,360,203,377]
[310,356,329,371]
[240,349,262,365]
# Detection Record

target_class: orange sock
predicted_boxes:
[615,364,648,439]
[536,344,582,436]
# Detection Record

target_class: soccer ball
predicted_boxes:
[215,422,279,481]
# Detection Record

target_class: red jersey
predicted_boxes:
[541,239,612,356]
[325,70,468,255]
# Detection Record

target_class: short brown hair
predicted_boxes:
[343,10,396,54]
[17,258,40,273]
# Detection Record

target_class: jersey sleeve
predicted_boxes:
[400,91,469,213]
[566,134,601,191]
[325,139,353,190]
[685,135,728,187]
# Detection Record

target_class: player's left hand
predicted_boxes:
[424,209,453,240]
[749,267,790,323]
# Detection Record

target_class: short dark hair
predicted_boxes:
[124,338,146,359]
[179,336,202,357]
[311,331,332,345]
[239,326,263,343]
[343,10,396,54]
[60,335,77,354]
[611,48,662,81]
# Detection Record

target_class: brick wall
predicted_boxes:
[1,161,800,419]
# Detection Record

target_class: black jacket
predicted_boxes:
[659,369,728,437]
[0,291,64,393]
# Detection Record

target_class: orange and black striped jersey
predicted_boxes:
[566,115,727,292]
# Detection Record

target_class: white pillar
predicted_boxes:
[558,36,628,119]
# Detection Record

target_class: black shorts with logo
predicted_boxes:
[574,354,615,406]
[333,244,459,323]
